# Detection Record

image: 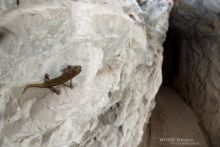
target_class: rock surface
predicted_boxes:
[0,0,17,12]
[170,0,220,147]
[0,0,172,147]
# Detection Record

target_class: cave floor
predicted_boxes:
[139,86,210,147]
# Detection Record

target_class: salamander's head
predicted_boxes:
[73,65,82,74]
[65,65,82,75]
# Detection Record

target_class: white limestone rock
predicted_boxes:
[0,0,172,147]
[0,0,17,12]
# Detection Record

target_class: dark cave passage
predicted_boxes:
[139,0,220,146]
[139,27,213,147]
[157,26,213,147]
[139,26,212,147]
[162,28,180,86]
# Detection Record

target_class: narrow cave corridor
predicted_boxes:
[139,27,212,147]
[141,1,220,143]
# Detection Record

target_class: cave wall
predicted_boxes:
[170,1,220,147]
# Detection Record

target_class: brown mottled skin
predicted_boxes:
[22,65,82,95]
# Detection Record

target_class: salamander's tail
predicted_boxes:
[22,84,45,94]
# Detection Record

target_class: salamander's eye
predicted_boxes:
[78,66,82,71]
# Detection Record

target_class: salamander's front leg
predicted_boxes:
[61,65,72,73]
[48,86,61,95]
[63,80,74,89]
[69,79,73,89]
[44,73,50,82]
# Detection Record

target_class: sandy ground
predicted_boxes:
[139,86,210,147]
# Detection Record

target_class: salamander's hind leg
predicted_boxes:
[44,73,50,82]
[48,86,61,95]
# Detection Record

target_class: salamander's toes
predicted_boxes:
[63,83,77,89]
[72,83,77,87]
[69,83,76,89]
[69,85,73,89]
[50,87,61,95]
[56,90,61,95]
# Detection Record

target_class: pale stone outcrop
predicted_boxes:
[0,0,17,12]
[170,0,220,147]
[0,0,172,147]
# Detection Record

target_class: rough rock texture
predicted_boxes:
[170,0,220,147]
[0,0,172,147]
[0,0,17,12]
